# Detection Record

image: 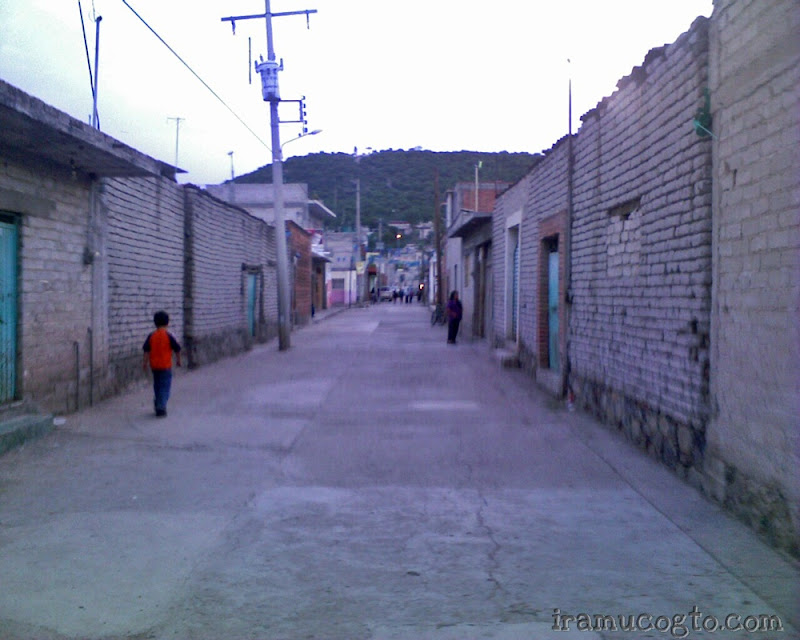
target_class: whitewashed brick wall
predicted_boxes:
[707,0,800,556]
[184,187,277,366]
[569,18,713,454]
[0,162,96,412]
[492,17,713,482]
[100,177,185,392]
[519,140,569,373]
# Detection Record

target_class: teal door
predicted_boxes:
[246,273,258,337]
[548,248,560,370]
[0,219,17,402]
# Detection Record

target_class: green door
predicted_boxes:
[0,219,17,402]
[548,247,560,370]
[246,273,258,337]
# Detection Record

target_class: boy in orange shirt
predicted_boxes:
[142,311,182,417]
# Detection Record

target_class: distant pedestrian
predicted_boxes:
[142,310,182,417]
[446,290,463,344]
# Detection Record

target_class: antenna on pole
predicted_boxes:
[78,1,102,129]
[167,116,185,171]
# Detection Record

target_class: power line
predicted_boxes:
[121,0,270,150]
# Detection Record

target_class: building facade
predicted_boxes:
[0,79,279,415]
[704,0,799,555]
[445,181,508,339]
[490,2,799,556]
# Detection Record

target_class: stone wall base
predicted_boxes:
[572,374,799,559]
[703,455,799,559]
[187,322,277,370]
[571,374,707,475]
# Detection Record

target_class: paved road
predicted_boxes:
[0,303,797,639]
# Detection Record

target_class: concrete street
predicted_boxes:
[0,303,797,640]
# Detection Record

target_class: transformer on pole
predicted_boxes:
[221,3,317,351]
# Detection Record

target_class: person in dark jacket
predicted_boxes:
[446,290,463,344]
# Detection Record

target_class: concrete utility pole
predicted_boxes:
[221,2,317,351]
[433,168,443,307]
[353,147,372,303]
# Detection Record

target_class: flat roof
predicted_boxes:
[0,79,179,179]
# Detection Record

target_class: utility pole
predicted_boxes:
[433,168,443,307]
[353,147,371,303]
[167,116,185,171]
[221,2,317,351]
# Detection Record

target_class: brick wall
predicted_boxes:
[519,140,569,382]
[184,187,277,367]
[0,162,97,413]
[706,0,800,556]
[100,177,185,394]
[569,17,713,475]
[288,221,312,326]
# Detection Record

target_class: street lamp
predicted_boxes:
[282,129,322,151]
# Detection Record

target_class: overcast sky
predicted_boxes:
[1,1,713,186]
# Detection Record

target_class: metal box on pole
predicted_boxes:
[255,58,283,101]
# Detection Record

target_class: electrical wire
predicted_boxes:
[121,0,270,150]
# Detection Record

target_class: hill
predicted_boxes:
[234,149,540,233]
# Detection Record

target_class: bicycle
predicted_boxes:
[431,303,446,326]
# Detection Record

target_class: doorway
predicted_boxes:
[0,217,18,403]
[546,239,560,370]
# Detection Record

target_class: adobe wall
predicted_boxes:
[100,177,185,395]
[0,161,98,413]
[706,0,800,555]
[569,17,713,479]
[184,187,277,368]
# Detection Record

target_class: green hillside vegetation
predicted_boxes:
[234,149,541,236]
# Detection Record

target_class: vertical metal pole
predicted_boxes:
[266,0,292,350]
[565,61,574,398]
[92,16,102,129]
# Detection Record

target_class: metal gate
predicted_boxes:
[0,218,17,403]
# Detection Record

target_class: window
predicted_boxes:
[607,198,641,278]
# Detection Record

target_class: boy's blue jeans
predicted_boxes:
[152,369,173,413]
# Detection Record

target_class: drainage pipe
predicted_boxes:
[87,327,93,406]
[74,341,80,412]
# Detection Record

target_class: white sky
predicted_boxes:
[1,1,713,186]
